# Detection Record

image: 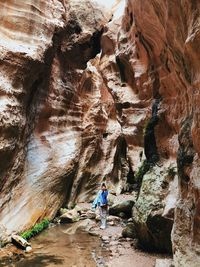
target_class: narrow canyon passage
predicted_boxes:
[0,0,200,267]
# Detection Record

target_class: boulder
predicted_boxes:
[109,200,134,218]
[11,235,31,249]
[133,165,177,253]
[74,205,89,214]
[122,223,136,239]
[60,209,80,223]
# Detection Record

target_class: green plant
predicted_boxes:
[21,218,49,240]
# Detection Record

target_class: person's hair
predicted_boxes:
[101,182,106,187]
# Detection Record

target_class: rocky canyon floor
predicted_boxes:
[1,0,200,265]
[0,198,171,267]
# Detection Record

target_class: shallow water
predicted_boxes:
[0,224,107,267]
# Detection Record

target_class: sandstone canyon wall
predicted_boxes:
[0,0,200,266]
[0,0,113,239]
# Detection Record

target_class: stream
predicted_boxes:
[0,224,108,267]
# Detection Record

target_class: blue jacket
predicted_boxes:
[92,190,108,209]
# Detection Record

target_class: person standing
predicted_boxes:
[92,183,108,229]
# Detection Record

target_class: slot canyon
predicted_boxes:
[0,0,200,266]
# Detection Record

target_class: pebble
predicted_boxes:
[25,246,32,253]
[102,236,109,241]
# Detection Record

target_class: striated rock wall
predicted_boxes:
[98,0,200,265]
[0,0,200,266]
[0,0,112,239]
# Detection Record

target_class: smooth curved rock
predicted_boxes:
[1,1,200,265]
[60,209,80,223]
[109,200,134,218]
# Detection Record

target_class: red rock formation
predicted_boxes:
[0,0,200,265]
[98,0,200,265]
[0,0,108,239]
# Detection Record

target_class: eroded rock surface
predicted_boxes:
[132,165,178,253]
[1,0,200,266]
[99,0,200,265]
[0,0,109,239]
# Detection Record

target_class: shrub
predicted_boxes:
[21,218,49,240]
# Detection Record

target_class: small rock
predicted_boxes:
[107,215,121,223]
[60,209,80,223]
[128,218,133,222]
[108,221,114,226]
[86,210,96,219]
[102,236,109,242]
[95,215,101,221]
[25,246,32,253]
